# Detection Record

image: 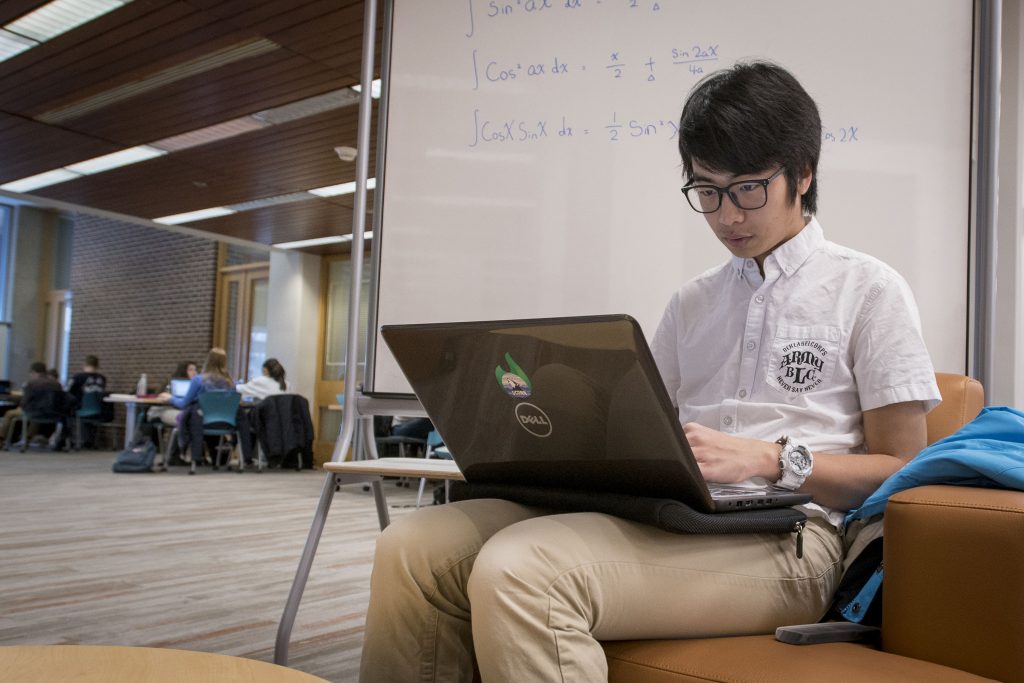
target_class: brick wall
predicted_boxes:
[68,214,218,394]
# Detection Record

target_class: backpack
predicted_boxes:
[112,440,160,473]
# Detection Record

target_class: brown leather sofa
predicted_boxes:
[603,374,1023,682]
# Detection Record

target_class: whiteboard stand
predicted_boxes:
[273,0,384,665]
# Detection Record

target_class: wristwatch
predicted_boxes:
[775,436,813,490]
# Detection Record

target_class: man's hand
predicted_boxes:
[683,422,778,484]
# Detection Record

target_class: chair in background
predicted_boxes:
[7,389,68,452]
[372,417,430,489]
[190,391,242,475]
[416,430,453,508]
[374,416,432,459]
[74,391,119,450]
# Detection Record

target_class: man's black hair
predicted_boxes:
[85,355,99,368]
[29,361,47,374]
[678,61,821,215]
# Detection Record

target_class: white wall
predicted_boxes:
[992,0,1024,407]
[266,249,321,403]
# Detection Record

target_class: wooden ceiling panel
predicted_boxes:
[0,1,48,26]
[62,54,349,145]
[193,196,360,245]
[0,113,119,183]
[0,3,215,112]
[1,0,386,252]
[35,105,375,219]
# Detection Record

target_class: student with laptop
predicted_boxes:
[360,61,941,682]
[143,360,197,461]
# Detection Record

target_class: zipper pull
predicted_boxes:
[793,520,806,559]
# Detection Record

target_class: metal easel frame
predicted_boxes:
[272,0,417,665]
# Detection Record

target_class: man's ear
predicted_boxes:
[798,166,813,195]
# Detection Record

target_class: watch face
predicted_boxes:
[790,447,813,475]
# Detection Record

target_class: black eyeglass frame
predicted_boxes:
[680,168,786,214]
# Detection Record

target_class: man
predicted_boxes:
[66,355,108,448]
[66,355,107,407]
[0,361,65,448]
[359,62,940,682]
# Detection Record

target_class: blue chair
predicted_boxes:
[74,391,118,450]
[190,391,242,475]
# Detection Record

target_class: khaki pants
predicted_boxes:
[360,499,843,683]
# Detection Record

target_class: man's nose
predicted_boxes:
[717,194,745,225]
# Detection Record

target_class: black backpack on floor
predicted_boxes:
[112,440,160,473]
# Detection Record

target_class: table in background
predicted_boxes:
[104,394,168,448]
[0,645,328,682]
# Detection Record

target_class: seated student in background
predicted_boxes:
[65,355,107,448]
[0,361,65,449]
[149,360,197,461]
[165,348,248,465]
[359,61,941,682]
[237,358,289,401]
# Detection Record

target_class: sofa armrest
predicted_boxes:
[883,485,1024,682]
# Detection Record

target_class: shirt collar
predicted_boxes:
[729,217,824,278]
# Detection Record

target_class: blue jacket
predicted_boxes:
[847,406,1024,523]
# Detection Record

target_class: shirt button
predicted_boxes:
[738,389,747,398]
[745,260,755,269]
[745,340,756,351]
[754,294,765,304]
[722,416,733,426]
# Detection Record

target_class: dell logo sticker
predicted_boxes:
[514,402,552,438]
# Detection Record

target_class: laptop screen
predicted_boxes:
[170,378,191,398]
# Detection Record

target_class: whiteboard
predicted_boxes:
[371,0,974,395]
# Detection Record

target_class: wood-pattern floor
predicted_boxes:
[0,450,426,682]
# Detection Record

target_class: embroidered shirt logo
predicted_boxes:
[495,352,532,398]
[776,341,829,393]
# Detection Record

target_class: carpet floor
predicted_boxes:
[0,449,427,682]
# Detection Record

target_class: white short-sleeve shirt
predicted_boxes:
[651,218,940,519]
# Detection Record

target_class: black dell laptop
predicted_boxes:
[381,314,810,513]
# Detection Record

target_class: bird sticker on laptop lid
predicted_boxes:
[495,353,532,399]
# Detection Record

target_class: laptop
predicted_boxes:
[170,378,191,399]
[381,314,811,513]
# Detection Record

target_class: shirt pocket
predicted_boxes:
[766,325,841,396]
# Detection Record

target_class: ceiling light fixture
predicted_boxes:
[309,177,376,197]
[37,36,279,123]
[350,79,382,99]
[151,117,268,153]
[226,192,314,212]
[273,231,373,250]
[153,207,236,225]
[0,144,167,191]
[0,169,81,192]
[252,89,360,126]
[0,0,131,64]
[0,28,36,61]
[64,145,166,174]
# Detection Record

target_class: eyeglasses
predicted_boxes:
[680,168,785,214]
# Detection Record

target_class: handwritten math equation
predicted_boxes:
[467,109,680,147]
[465,0,671,38]
[471,45,719,89]
[469,109,862,148]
